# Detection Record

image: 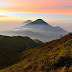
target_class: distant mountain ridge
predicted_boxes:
[23,19,68,33]
[23,20,32,24]
[25,19,48,25]
[1,19,68,42]
[21,19,68,42]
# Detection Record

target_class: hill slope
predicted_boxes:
[0,35,43,69]
[1,33,72,72]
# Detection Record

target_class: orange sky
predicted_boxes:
[0,0,72,31]
[0,0,72,14]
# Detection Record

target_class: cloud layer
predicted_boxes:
[0,15,7,17]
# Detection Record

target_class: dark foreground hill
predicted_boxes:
[0,35,43,69]
[0,33,72,72]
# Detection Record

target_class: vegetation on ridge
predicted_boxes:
[0,33,72,72]
[0,35,43,69]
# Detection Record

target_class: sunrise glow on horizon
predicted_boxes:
[0,0,72,13]
[0,0,72,21]
[0,0,72,31]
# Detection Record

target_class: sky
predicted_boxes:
[0,0,72,32]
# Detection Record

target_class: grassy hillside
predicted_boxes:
[0,33,72,72]
[33,39,43,45]
[0,35,43,69]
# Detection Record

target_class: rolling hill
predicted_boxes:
[0,33,72,72]
[0,35,43,69]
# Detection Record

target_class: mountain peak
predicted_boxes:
[26,19,48,25]
[34,19,48,25]
[36,19,44,21]
[23,20,32,24]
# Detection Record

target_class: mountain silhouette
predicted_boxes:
[23,19,67,32]
[23,20,32,24]
[22,19,68,33]
[25,19,48,25]
[1,19,68,42]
